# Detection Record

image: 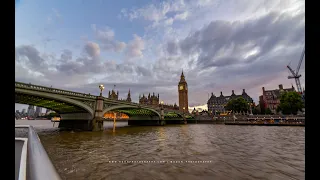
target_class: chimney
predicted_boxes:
[262,87,265,92]
[232,90,234,94]
[211,92,213,96]
[220,91,223,96]
[243,89,245,93]
[279,84,283,90]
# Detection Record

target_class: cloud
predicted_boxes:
[15,0,305,111]
[125,34,145,59]
[84,42,100,57]
[174,11,188,21]
[91,24,126,52]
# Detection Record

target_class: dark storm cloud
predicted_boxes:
[15,42,155,85]
[175,11,304,70]
[149,10,305,105]
[15,45,47,69]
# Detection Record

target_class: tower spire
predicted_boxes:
[126,89,131,102]
[180,69,186,82]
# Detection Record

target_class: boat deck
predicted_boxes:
[15,125,61,180]
[15,138,28,180]
[15,140,22,180]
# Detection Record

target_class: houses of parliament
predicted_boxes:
[138,71,188,112]
[104,70,189,119]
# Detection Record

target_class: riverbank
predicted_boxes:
[225,122,305,126]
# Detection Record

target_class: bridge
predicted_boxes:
[15,82,186,131]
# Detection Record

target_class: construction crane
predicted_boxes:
[287,46,305,93]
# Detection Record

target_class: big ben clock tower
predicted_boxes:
[178,70,188,112]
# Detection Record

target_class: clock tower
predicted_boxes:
[178,70,188,112]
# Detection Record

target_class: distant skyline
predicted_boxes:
[15,0,305,111]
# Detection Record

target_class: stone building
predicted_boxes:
[207,89,253,114]
[163,103,179,110]
[178,71,188,112]
[139,93,159,106]
[108,89,119,100]
[126,89,132,102]
[259,84,295,114]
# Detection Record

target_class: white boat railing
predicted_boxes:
[15,125,61,180]
[15,138,28,180]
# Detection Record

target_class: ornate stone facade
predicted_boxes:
[108,89,119,100]
[126,89,132,102]
[178,71,188,112]
[259,84,295,113]
[207,89,254,114]
[163,103,179,110]
[139,93,159,106]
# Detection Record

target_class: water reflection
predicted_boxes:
[16,120,305,180]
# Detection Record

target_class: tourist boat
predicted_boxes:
[15,125,61,180]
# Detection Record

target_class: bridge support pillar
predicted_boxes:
[91,96,104,131]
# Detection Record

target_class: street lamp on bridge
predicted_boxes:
[183,107,187,124]
[160,101,164,120]
[99,84,105,96]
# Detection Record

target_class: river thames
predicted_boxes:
[15,120,305,180]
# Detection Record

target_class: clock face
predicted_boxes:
[179,85,184,90]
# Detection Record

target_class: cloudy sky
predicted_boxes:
[15,0,305,111]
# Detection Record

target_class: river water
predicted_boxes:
[15,120,305,180]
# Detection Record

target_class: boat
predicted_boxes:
[15,125,61,180]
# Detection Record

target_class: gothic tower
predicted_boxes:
[126,89,132,102]
[178,70,188,112]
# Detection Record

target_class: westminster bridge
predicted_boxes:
[15,82,189,131]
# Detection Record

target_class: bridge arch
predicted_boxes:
[15,88,94,117]
[102,104,161,118]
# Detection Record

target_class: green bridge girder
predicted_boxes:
[107,110,193,119]
[114,109,159,117]
[164,112,194,119]
[15,93,87,114]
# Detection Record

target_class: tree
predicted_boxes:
[225,97,249,112]
[277,91,304,115]
[252,107,261,115]
[265,108,272,115]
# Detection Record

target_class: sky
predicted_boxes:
[15,0,305,112]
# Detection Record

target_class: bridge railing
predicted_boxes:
[16,82,152,106]
[15,82,180,111]
[15,82,97,99]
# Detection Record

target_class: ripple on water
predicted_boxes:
[18,121,305,180]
